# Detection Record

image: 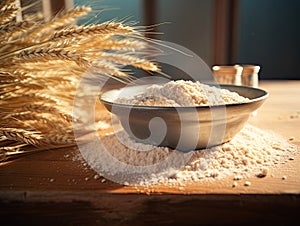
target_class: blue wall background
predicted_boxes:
[74,0,300,79]
[237,0,300,79]
[74,0,142,25]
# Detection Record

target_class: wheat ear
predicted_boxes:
[101,53,159,71]
[15,47,90,67]
[0,128,42,146]
[49,22,135,41]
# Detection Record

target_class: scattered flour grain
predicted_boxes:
[77,124,298,186]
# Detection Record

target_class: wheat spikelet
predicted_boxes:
[6,61,82,75]
[0,71,21,85]
[49,22,135,41]
[0,93,59,105]
[0,21,34,37]
[21,103,73,122]
[0,9,17,25]
[51,6,91,26]
[72,38,147,55]
[0,0,14,10]
[0,114,72,133]
[0,128,43,146]
[15,47,90,67]
[91,60,129,77]
[0,102,72,120]
[0,71,21,80]
[0,0,17,25]
[102,39,147,51]
[101,52,159,71]
[42,133,75,145]
[1,79,44,90]
[0,143,27,151]
[2,75,76,88]
[2,114,69,133]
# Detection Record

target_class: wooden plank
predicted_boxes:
[1,192,299,224]
[0,81,299,194]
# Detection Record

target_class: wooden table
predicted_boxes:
[0,80,299,225]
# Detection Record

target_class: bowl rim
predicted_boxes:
[100,84,269,110]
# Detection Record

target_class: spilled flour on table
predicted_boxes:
[73,123,298,188]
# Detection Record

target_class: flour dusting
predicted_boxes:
[75,124,298,187]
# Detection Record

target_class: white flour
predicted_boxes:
[116,80,250,106]
[76,123,298,187]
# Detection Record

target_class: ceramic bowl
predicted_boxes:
[100,84,268,151]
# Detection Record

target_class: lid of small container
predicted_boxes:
[241,65,260,75]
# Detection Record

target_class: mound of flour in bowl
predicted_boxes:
[116,80,250,106]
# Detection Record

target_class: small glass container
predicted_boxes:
[240,65,260,87]
[212,65,243,85]
[239,64,261,116]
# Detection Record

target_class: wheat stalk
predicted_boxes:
[0,0,161,162]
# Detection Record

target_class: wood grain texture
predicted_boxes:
[0,80,299,224]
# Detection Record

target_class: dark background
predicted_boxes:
[74,0,300,80]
